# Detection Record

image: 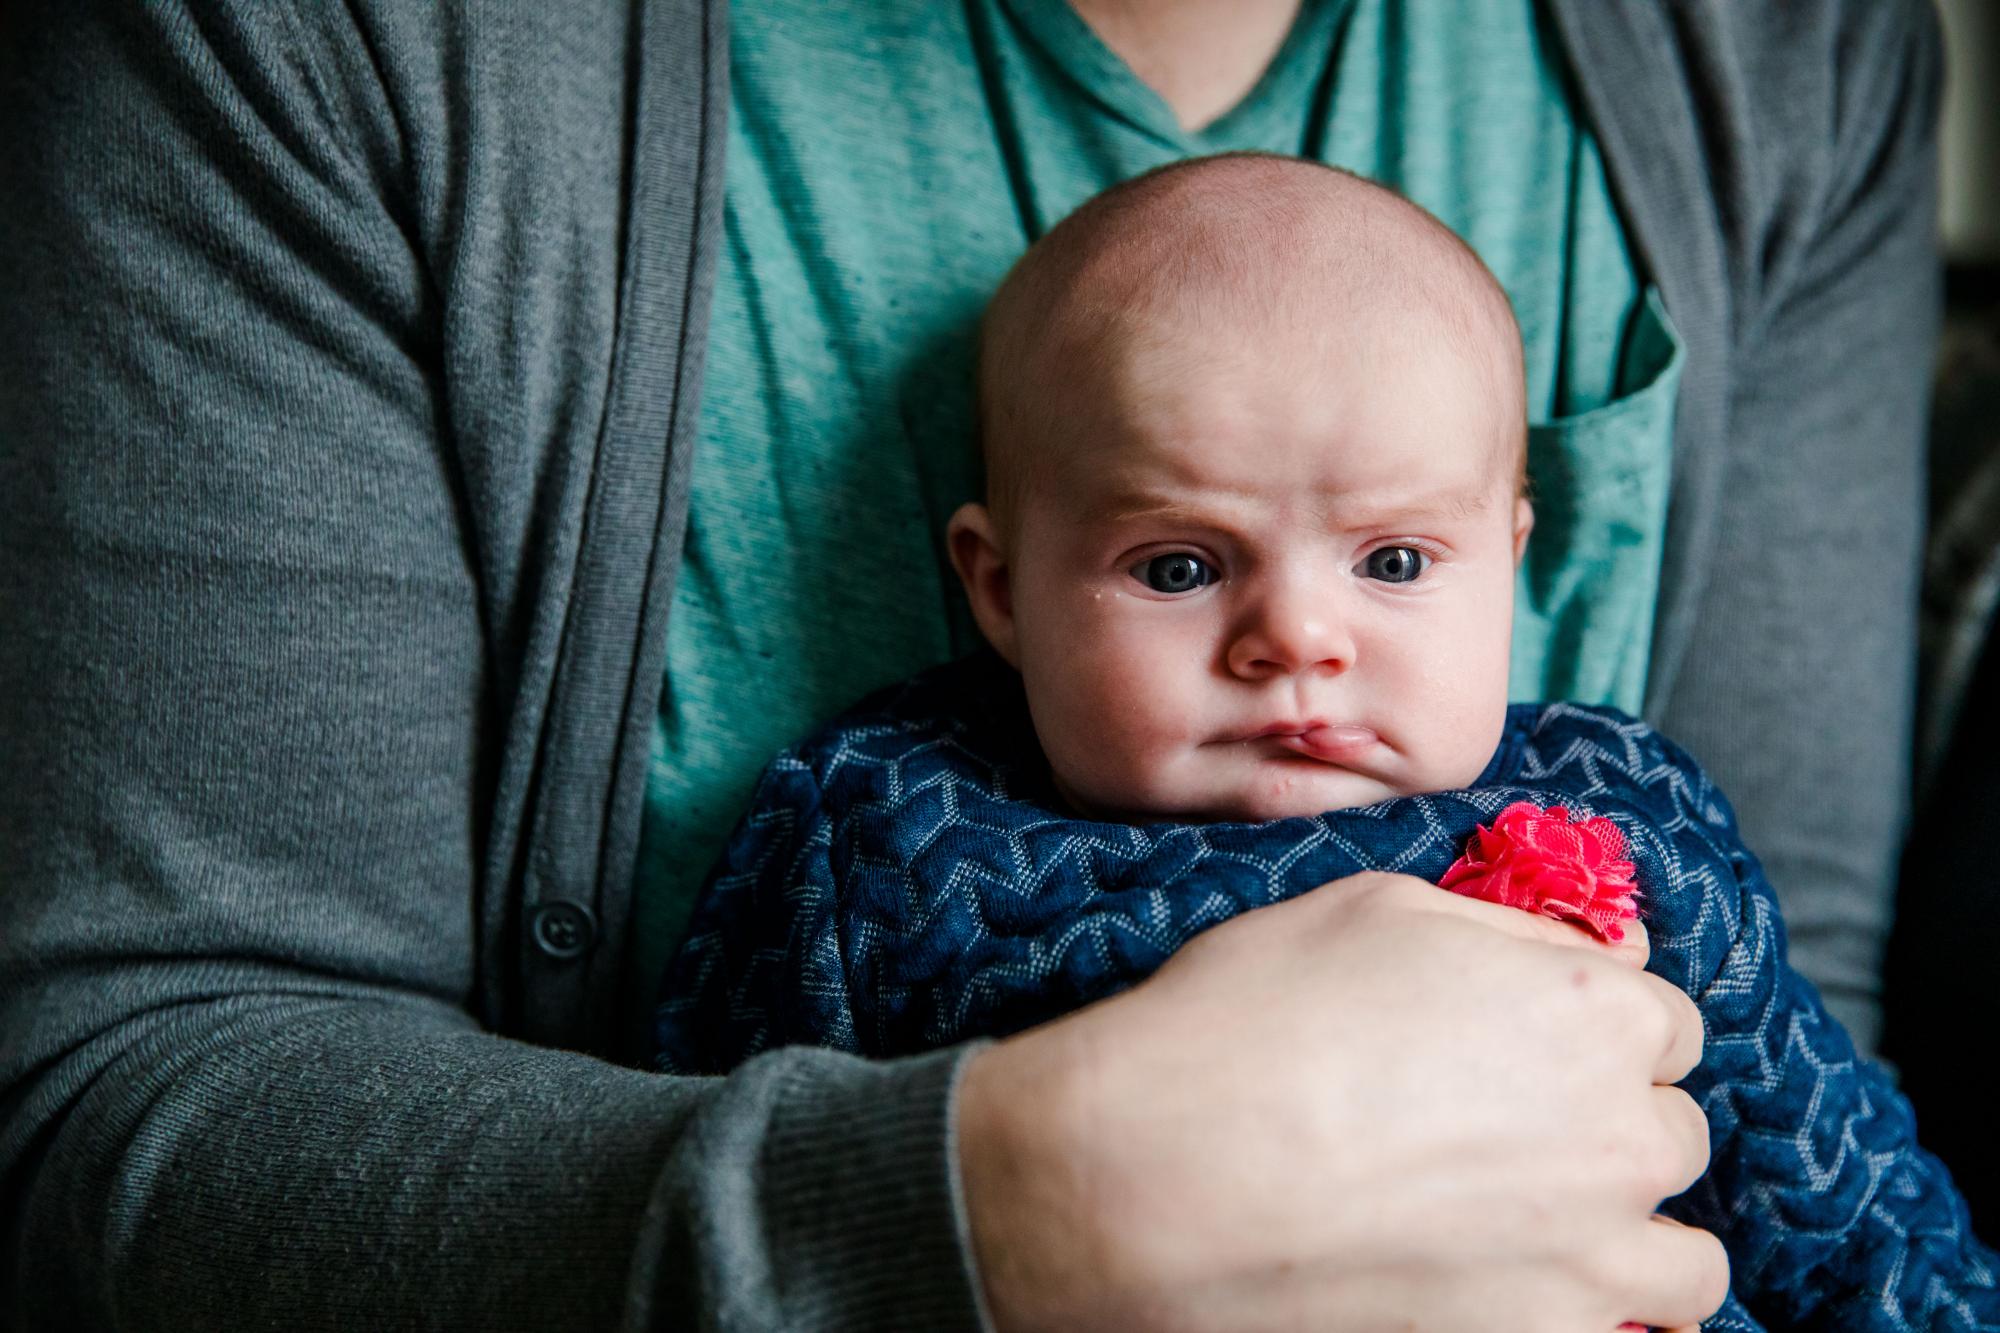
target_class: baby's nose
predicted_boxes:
[1225,596,1354,678]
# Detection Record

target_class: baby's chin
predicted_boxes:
[1191,771,1410,823]
[1056,763,1417,825]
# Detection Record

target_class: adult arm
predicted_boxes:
[658,731,1732,1327]
[0,5,981,1328]
[1644,0,1943,1055]
[957,872,1729,1332]
[0,7,1734,1329]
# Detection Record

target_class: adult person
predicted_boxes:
[0,3,1937,1332]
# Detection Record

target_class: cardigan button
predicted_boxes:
[529,900,596,960]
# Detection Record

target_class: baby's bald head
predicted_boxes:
[949,155,1538,824]
[976,154,1527,537]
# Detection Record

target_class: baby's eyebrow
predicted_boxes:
[1326,478,1507,526]
[1088,485,1497,529]
[1093,494,1236,526]
[1338,492,1494,525]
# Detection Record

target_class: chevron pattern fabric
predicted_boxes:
[657,654,1999,1330]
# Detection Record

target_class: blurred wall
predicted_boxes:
[1885,0,2000,1244]
[1940,0,1999,263]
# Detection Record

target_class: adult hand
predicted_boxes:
[957,870,1726,1332]
[1594,920,1709,1333]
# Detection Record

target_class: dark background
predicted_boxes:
[1880,0,2000,1241]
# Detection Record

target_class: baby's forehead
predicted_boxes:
[980,156,1528,519]
[1038,380,1521,522]
[1089,284,1520,446]
[1045,163,1513,345]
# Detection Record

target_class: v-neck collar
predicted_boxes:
[1000,0,1353,151]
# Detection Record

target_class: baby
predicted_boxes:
[655,155,1997,1331]
[948,150,1529,829]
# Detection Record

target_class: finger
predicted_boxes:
[1629,969,1704,1085]
[1601,917,1650,971]
[1614,1213,1730,1331]
[1403,890,1694,1071]
[1341,871,1646,957]
[1406,878,1615,949]
[1513,912,1648,973]
[1648,1084,1712,1199]
[1410,887,1699,1074]
[1646,1212,1708,1333]
[1422,887,1653,979]
[1551,915,1647,968]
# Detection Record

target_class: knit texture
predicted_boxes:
[659,655,1999,1330]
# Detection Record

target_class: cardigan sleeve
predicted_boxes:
[1646,0,1943,1057]
[0,5,987,1330]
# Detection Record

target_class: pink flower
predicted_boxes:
[1440,802,1641,943]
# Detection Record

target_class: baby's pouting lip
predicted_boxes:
[1225,721,1382,763]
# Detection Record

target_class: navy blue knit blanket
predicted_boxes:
[657,654,1999,1330]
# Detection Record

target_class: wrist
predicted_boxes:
[955,1025,1107,1332]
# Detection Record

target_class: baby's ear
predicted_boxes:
[946,502,1020,667]
[1512,495,1535,564]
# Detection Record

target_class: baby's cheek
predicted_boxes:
[1030,668,1139,781]
[1025,596,1219,809]
[1061,685,1205,812]
[1403,654,1510,787]
[1077,686,1186,785]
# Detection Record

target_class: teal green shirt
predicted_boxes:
[632,0,1684,985]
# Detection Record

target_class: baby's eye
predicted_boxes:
[1132,552,1216,594]
[1360,546,1429,584]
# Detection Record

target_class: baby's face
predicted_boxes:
[959,307,1529,824]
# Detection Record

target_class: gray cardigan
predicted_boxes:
[0,1,1940,1328]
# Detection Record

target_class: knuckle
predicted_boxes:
[1666,1224,1733,1317]
[1698,1229,1733,1311]
[1608,976,1671,1041]
[1554,1232,1629,1312]
[1680,993,1707,1062]
[1639,1091,1710,1196]
[1645,1221,1731,1325]
[1332,868,1406,902]
[1628,977,1701,1056]
[1315,869,1413,923]
[1664,983,1703,1040]
[1640,1132,1688,1198]
[1670,1091,1714,1181]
